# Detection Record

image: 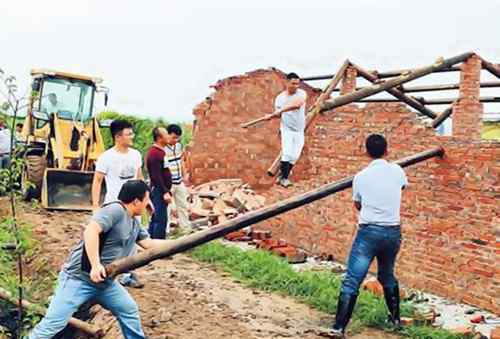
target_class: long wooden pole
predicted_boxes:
[106,147,445,278]
[301,65,463,81]
[432,106,454,129]
[350,62,437,119]
[356,96,500,105]
[266,60,350,176]
[320,53,474,113]
[481,58,500,79]
[0,287,103,338]
[329,81,500,93]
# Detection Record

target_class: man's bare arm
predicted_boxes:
[83,220,107,282]
[267,97,306,120]
[92,172,105,210]
[137,167,144,180]
[137,238,173,250]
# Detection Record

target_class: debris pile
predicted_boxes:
[187,178,266,228]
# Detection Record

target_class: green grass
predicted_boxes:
[0,215,56,335]
[191,242,472,339]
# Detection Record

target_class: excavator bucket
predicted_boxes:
[41,169,105,210]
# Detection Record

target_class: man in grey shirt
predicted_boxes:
[265,72,307,187]
[29,180,171,339]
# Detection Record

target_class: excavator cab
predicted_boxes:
[21,69,109,210]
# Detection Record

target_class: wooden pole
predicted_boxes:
[106,147,445,277]
[329,81,500,93]
[401,81,500,93]
[356,96,500,105]
[240,116,270,129]
[432,106,454,129]
[481,58,500,79]
[266,60,351,176]
[320,52,474,113]
[301,65,462,81]
[350,62,437,119]
[0,287,103,338]
[376,65,462,79]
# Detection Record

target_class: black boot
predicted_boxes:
[281,161,291,179]
[330,293,358,337]
[279,161,286,180]
[383,284,401,329]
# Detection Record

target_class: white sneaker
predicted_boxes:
[279,178,292,188]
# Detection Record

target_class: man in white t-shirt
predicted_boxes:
[91,119,145,288]
[265,72,307,188]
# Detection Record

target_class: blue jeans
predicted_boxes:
[0,154,10,169]
[148,186,168,239]
[341,224,401,296]
[29,271,145,339]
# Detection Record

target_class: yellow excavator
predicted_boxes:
[21,69,110,210]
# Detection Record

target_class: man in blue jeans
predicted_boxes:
[329,134,408,338]
[29,180,172,339]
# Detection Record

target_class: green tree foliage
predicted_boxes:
[97,111,192,156]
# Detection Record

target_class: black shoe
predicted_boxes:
[383,284,401,329]
[331,293,358,335]
[120,272,145,289]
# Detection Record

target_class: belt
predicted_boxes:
[359,223,400,228]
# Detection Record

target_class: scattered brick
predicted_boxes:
[251,230,272,240]
[361,277,384,297]
[491,327,500,339]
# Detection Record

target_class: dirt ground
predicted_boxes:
[5,200,397,339]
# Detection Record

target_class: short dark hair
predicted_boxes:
[286,72,300,80]
[152,126,163,142]
[167,124,182,136]
[118,180,150,204]
[110,119,133,140]
[365,134,387,159]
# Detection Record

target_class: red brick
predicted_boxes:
[271,246,307,264]
[362,277,384,297]
[491,327,500,339]
[251,230,272,240]
[224,230,250,242]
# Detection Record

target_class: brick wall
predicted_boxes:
[187,57,500,314]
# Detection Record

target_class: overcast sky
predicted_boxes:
[1,0,499,122]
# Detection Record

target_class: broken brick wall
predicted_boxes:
[189,69,321,188]
[188,56,499,314]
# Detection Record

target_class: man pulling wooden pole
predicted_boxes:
[105,146,444,278]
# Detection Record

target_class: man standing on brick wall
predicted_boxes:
[164,124,192,234]
[328,134,407,338]
[145,127,173,239]
[265,72,307,188]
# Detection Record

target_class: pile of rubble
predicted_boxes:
[176,179,308,264]
[186,178,266,228]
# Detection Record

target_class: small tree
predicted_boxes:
[0,67,29,338]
